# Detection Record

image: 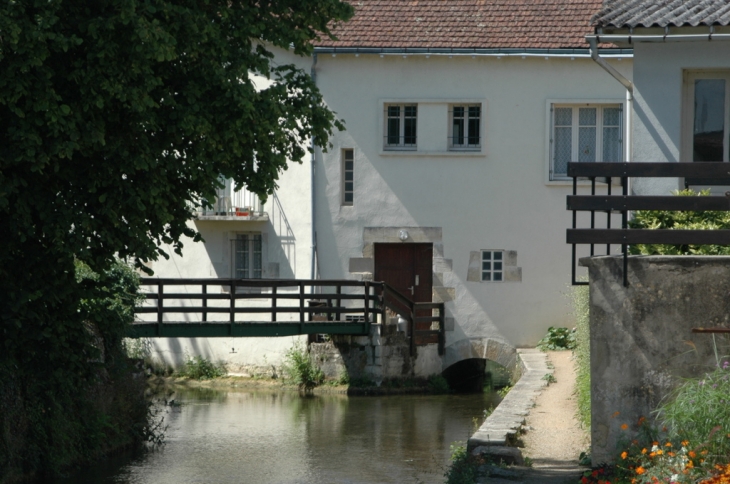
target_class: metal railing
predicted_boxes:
[196,186,263,216]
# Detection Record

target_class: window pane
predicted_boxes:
[482,251,491,261]
[453,106,464,118]
[345,172,353,181]
[554,126,572,175]
[494,262,503,270]
[252,235,262,279]
[579,127,596,162]
[344,193,353,203]
[387,118,400,145]
[345,181,353,191]
[469,106,480,118]
[404,117,417,145]
[493,252,502,260]
[388,106,400,117]
[603,107,620,126]
[453,118,464,145]
[482,272,491,281]
[579,108,596,126]
[482,262,491,271]
[493,272,503,281]
[693,79,725,162]
[235,235,249,278]
[603,126,620,162]
[345,160,353,170]
[404,105,417,117]
[468,118,480,146]
[555,107,572,126]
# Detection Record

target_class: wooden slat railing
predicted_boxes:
[379,283,446,356]
[568,162,730,287]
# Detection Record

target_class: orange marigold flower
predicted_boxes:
[656,449,664,456]
[653,441,659,446]
[649,452,656,458]
[638,416,646,425]
[641,448,648,454]
[665,442,672,447]
[681,440,689,447]
[668,451,675,457]
[613,411,620,418]
[621,451,628,459]
[636,466,646,475]
[621,423,629,430]
[689,451,697,458]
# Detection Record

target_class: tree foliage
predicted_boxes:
[0,0,352,475]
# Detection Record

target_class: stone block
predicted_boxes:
[432,287,455,303]
[433,258,452,272]
[467,251,481,282]
[362,243,374,258]
[349,257,374,273]
[504,250,518,267]
[433,272,445,287]
[503,267,521,282]
[363,227,385,243]
[471,446,524,466]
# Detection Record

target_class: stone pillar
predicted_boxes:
[580,255,728,465]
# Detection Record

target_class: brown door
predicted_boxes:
[374,243,434,343]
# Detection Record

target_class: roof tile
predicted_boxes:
[593,0,730,28]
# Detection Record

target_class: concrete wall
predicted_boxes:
[314,53,632,349]
[581,255,727,464]
[631,40,730,195]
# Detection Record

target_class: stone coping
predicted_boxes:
[467,349,551,451]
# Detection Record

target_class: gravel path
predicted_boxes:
[517,350,589,483]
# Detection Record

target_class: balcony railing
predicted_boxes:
[196,182,265,218]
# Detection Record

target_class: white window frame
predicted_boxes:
[384,103,418,150]
[682,70,730,163]
[546,100,625,183]
[481,250,504,282]
[233,232,263,279]
[341,148,354,206]
[449,104,482,150]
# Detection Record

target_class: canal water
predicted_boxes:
[48,387,500,484]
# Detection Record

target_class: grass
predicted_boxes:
[281,342,325,393]
[571,282,591,430]
[177,355,227,380]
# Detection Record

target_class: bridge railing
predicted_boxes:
[131,278,445,355]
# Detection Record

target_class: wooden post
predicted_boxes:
[299,282,305,334]
[438,303,445,356]
[336,285,342,322]
[272,285,277,322]
[202,283,207,322]
[409,309,416,357]
[363,282,370,334]
[157,282,163,337]
[229,280,235,335]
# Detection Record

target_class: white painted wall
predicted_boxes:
[143,47,315,373]
[313,53,632,348]
[631,40,730,195]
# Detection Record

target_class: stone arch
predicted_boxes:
[442,337,517,375]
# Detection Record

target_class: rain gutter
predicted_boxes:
[310,53,318,287]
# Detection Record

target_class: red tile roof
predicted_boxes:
[315,0,606,50]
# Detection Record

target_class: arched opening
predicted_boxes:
[442,358,512,393]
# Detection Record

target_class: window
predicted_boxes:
[234,234,262,279]
[683,71,730,162]
[385,104,417,149]
[481,250,503,282]
[550,104,622,180]
[450,105,481,150]
[342,149,354,206]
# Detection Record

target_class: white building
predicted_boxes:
[145,0,634,374]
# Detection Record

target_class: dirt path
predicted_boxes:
[517,350,589,483]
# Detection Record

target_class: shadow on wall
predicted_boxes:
[268,192,296,279]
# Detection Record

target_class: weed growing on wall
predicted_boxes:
[444,442,479,484]
[281,342,325,393]
[537,326,577,350]
[177,355,227,380]
[571,282,591,430]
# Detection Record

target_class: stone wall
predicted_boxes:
[581,255,729,464]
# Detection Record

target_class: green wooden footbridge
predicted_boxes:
[129,278,446,355]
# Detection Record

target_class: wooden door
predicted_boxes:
[374,243,434,343]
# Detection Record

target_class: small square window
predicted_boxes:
[341,149,354,206]
[481,250,504,282]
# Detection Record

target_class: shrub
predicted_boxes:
[656,360,730,463]
[177,355,226,380]
[444,442,478,484]
[537,326,577,350]
[428,374,451,394]
[629,189,730,256]
[281,342,325,393]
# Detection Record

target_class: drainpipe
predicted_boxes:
[310,53,318,291]
[587,36,633,186]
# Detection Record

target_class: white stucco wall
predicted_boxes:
[631,40,730,195]
[313,53,633,348]
[143,47,315,373]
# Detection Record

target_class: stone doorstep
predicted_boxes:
[467,349,552,452]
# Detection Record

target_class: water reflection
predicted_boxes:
[48,387,499,484]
